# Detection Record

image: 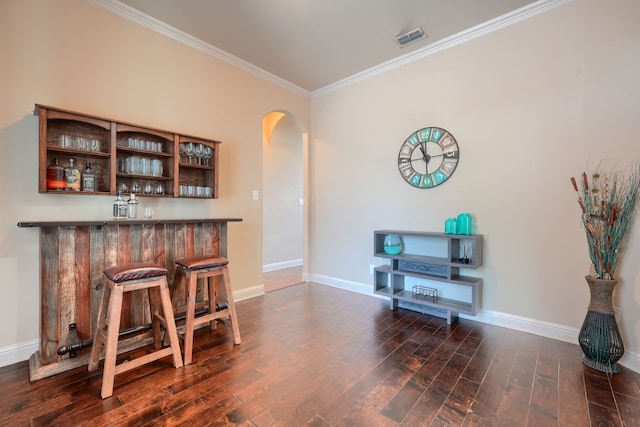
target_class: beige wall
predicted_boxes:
[309,0,640,370]
[0,0,309,358]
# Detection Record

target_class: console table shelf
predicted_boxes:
[373,230,483,324]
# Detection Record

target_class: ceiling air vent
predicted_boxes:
[395,27,426,47]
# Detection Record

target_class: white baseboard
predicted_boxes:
[0,339,39,369]
[233,285,265,302]
[308,273,371,295]
[263,258,302,273]
[308,273,640,375]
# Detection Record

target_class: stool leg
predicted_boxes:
[222,267,241,345]
[100,284,124,399]
[183,272,198,365]
[158,278,183,368]
[207,276,217,331]
[148,285,163,349]
[88,282,112,372]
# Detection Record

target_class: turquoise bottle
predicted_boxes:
[457,213,473,235]
[444,218,457,234]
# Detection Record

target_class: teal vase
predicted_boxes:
[383,234,402,255]
[444,218,457,234]
[578,276,624,373]
[457,213,473,235]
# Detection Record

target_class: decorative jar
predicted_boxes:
[383,234,402,255]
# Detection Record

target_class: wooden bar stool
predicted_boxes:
[174,255,241,364]
[88,262,183,399]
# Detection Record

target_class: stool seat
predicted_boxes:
[174,254,241,364]
[104,262,167,282]
[89,262,182,398]
[175,255,228,270]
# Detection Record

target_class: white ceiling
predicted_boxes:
[108,0,542,92]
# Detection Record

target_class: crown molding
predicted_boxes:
[89,0,569,99]
[88,0,310,97]
[312,0,571,97]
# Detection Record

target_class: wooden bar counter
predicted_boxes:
[17,218,242,381]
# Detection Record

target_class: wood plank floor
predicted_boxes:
[1,282,640,426]
[263,266,303,293]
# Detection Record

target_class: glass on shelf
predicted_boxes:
[178,184,213,197]
[202,145,213,166]
[119,156,163,177]
[126,137,163,152]
[179,142,213,166]
[56,134,103,153]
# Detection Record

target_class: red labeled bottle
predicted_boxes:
[46,158,65,191]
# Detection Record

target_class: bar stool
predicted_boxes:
[88,262,183,399]
[174,255,241,364]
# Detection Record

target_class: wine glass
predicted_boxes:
[179,143,187,164]
[202,145,213,166]
[184,142,195,164]
[194,143,204,166]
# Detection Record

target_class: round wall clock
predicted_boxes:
[398,126,460,188]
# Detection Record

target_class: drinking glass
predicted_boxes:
[59,134,72,148]
[141,158,151,176]
[143,182,153,195]
[151,159,162,177]
[155,183,165,195]
[143,207,154,219]
[77,137,89,151]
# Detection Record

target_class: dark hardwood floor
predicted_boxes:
[1,282,639,426]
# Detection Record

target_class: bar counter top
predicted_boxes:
[17,218,242,228]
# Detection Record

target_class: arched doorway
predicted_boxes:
[262,111,307,292]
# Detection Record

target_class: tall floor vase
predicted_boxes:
[578,276,624,373]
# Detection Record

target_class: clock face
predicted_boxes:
[398,127,459,188]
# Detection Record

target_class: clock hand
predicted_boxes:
[417,143,431,173]
[419,144,427,159]
[430,151,454,158]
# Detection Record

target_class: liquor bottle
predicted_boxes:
[46,157,65,191]
[127,193,139,219]
[65,158,81,191]
[113,191,128,220]
[82,162,96,192]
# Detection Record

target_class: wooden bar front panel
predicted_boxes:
[36,221,224,374]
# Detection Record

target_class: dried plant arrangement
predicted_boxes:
[571,161,640,280]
